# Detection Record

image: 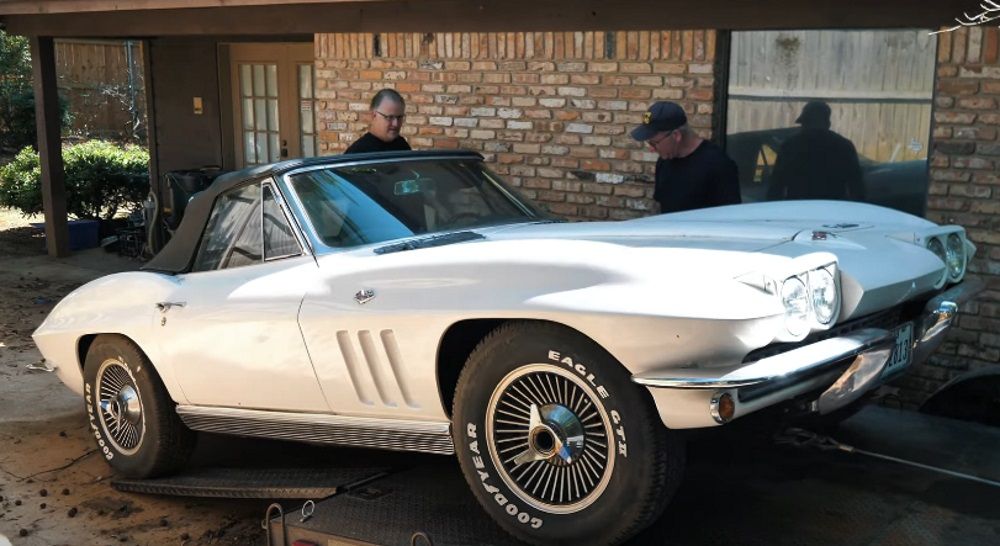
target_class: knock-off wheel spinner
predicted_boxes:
[487,365,615,514]
[96,358,145,454]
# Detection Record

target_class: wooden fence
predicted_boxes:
[54,39,145,143]
[726,30,937,162]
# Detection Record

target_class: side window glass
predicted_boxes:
[263,185,301,260]
[192,183,261,272]
[223,192,263,269]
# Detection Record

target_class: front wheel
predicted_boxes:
[452,322,684,545]
[83,334,195,478]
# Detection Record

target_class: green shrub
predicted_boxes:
[0,140,149,221]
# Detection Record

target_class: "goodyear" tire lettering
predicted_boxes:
[84,382,114,461]
[467,423,543,529]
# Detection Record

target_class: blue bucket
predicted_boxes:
[30,219,100,250]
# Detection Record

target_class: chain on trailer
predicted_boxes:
[776,427,1000,488]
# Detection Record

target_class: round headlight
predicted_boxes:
[945,233,964,281]
[781,276,810,338]
[809,267,838,325]
[927,237,946,263]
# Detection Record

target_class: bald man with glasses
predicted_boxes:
[345,89,412,154]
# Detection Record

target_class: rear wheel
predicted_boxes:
[83,334,195,478]
[452,322,684,545]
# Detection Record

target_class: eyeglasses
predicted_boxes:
[375,110,406,123]
[647,130,674,148]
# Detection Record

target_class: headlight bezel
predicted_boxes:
[945,232,965,282]
[737,254,843,343]
[774,261,842,342]
[917,227,969,286]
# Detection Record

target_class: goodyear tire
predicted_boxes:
[82,334,195,478]
[452,322,685,545]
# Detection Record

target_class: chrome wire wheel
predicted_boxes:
[96,358,146,455]
[486,364,616,514]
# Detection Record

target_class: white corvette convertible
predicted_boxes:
[34,151,982,545]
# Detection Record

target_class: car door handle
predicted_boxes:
[156,301,186,312]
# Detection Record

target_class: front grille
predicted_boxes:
[742,296,930,364]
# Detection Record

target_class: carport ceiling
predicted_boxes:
[0,0,977,36]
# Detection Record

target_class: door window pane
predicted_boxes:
[240,65,252,98]
[253,64,266,97]
[269,133,280,162]
[266,65,279,97]
[267,99,279,131]
[298,64,317,157]
[242,98,254,131]
[726,30,935,217]
[243,132,256,165]
[254,99,267,131]
[302,135,315,158]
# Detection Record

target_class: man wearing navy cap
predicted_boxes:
[631,101,740,213]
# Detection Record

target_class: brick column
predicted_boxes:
[898,27,1000,407]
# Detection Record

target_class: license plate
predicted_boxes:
[881,322,914,378]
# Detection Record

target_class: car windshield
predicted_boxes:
[287,158,552,249]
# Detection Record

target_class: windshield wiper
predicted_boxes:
[373,231,485,255]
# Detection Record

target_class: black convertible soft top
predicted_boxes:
[143,150,484,274]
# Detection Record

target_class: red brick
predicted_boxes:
[957,97,998,110]
[938,80,980,95]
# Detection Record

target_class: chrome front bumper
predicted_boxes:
[635,277,985,428]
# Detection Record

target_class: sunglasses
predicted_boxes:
[375,110,406,123]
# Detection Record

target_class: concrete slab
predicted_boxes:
[259,405,1000,546]
[0,248,141,424]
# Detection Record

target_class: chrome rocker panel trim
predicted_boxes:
[177,406,455,455]
[633,277,984,424]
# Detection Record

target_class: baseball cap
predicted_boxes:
[795,100,832,126]
[630,101,688,141]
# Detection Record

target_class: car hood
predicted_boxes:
[330,201,947,321]
[485,200,933,251]
[486,218,797,252]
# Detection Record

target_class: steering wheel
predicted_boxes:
[447,212,481,227]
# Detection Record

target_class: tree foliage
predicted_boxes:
[0,30,71,151]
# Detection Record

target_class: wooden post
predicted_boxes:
[29,36,70,258]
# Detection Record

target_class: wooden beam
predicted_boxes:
[142,38,165,253]
[0,0,380,16]
[29,36,70,258]
[2,0,977,37]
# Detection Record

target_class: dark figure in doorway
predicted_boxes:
[767,100,865,201]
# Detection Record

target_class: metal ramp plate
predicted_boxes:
[112,467,389,499]
[269,461,525,546]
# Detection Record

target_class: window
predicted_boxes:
[193,184,261,272]
[726,30,935,217]
[263,185,301,259]
[288,160,550,249]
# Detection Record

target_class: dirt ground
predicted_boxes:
[0,208,265,546]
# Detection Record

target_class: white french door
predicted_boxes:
[229,43,318,168]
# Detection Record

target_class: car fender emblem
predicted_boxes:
[355,288,376,305]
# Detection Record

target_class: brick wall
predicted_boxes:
[898,26,1000,407]
[314,31,719,220]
